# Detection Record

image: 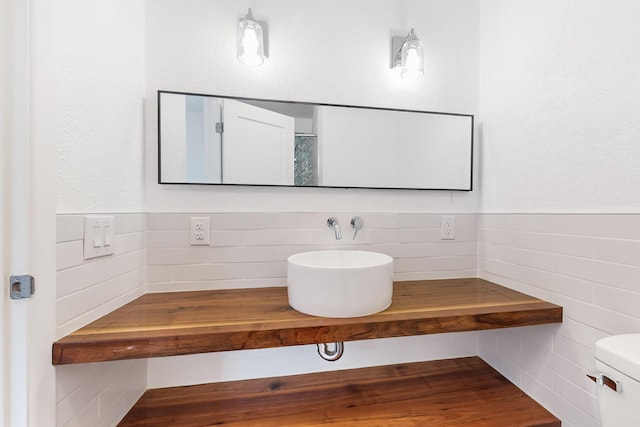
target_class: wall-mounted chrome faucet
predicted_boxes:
[327,217,342,240]
[350,216,363,240]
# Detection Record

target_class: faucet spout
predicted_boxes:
[327,217,342,240]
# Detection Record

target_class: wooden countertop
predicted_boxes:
[52,278,562,365]
[118,357,560,427]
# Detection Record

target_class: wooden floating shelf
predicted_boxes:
[52,278,562,365]
[117,356,560,427]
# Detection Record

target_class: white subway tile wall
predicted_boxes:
[57,211,479,426]
[146,213,478,292]
[478,214,640,427]
[56,214,147,427]
[55,211,640,426]
[56,214,147,337]
[56,359,146,427]
[144,212,480,388]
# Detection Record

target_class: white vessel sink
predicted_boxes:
[287,250,394,318]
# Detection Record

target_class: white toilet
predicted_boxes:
[591,334,640,426]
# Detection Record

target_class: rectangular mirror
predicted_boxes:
[158,91,474,190]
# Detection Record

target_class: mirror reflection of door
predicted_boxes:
[221,99,295,185]
[186,96,222,183]
[160,94,222,183]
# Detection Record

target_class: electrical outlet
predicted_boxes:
[190,217,211,245]
[440,215,456,240]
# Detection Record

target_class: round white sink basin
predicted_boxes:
[287,250,394,318]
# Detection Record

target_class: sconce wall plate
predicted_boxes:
[391,36,406,68]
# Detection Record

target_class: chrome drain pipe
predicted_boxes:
[317,342,344,361]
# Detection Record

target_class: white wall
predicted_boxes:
[56,0,146,213]
[54,2,148,426]
[478,0,640,214]
[478,1,640,426]
[144,0,480,213]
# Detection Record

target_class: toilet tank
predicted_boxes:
[594,334,640,427]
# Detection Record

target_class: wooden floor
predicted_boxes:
[53,278,562,365]
[118,357,560,427]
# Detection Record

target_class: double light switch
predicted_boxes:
[83,215,115,260]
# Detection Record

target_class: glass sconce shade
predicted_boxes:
[400,29,424,80]
[237,9,265,66]
[391,28,424,80]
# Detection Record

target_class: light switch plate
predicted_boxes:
[83,215,115,260]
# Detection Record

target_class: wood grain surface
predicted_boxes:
[118,356,561,427]
[52,278,562,365]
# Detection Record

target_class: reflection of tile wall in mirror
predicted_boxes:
[294,135,317,186]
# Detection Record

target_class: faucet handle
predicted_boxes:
[327,217,342,240]
[350,216,363,240]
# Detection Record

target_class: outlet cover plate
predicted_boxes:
[440,215,456,240]
[190,217,211,246]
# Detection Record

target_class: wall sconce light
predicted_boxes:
[391,28,424,80]
[237,8,266,66]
